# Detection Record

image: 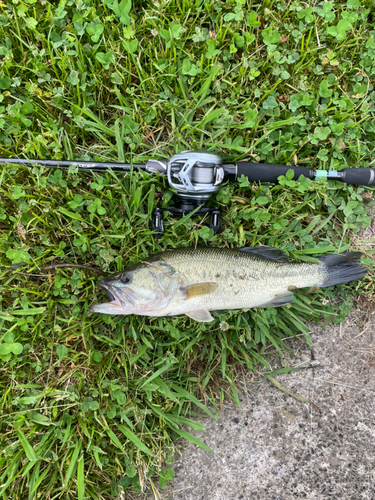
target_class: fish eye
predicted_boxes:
[120,274,131,284]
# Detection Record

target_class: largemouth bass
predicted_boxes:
[90,247,366,322]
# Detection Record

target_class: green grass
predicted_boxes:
[1,0,375,498]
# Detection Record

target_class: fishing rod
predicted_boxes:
[2,151,375,233]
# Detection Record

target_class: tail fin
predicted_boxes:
[318,252,367,288]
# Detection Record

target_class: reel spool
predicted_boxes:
[152,151,225,234]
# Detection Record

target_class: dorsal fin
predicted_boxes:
[239,246,288,263]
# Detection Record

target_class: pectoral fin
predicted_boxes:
[256,291,295,308]
[185,310,214,322]
[181,282,218,299]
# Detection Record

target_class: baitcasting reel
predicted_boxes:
[151,150,232,234]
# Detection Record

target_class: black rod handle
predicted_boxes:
[234,162,375,187]
[339,168,375,186]
[235,162,315,183]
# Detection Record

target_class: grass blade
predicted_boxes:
[174,429,213,453]
[64,441,81,488]
[10,308,46,316]
[16,430,38,462]
[116,424,155,456]
[106,428,128,454]
[171,384,216,420]
[77,456,85,500]
[140,361,173,388]
[29,464,51,498]
[264,374,308,403]
[166,415,206,432]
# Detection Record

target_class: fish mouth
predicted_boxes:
[90,281,134,314]
[98,282,135,306]
[99,282,116,301]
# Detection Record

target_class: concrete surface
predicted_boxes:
[170,303,375,500]
[135,299,375,500]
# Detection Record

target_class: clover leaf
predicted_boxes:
[86,22,104,43]
[56,344,68,361]
[328,19,352,41]
[297,7,314,24]
[317,2,335,22]
[6,249,31,264]
[95,50,115,69]
[0,331,23,358]
[81,397,99,412]
[87,198,106,215]
[182,59,199,76]
[159,468,175,489]
[319,80,332,98]
[107,0,132,25]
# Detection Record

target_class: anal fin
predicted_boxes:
[185,310,214,322]
[256,291,295,309]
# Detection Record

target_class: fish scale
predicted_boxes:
[155,248,325,316]
[91,247,367,322]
